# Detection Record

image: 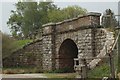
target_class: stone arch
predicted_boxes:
[58,38,78,71]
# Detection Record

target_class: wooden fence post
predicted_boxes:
[118,31,120,72]
[81,58,88,78]
[109,52,115,78]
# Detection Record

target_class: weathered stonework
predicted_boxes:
[3,40,43,69]
[3,12,111,72]
[41,12,107,71]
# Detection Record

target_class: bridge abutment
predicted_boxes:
[3,12,109,72]
[42,12,106,71]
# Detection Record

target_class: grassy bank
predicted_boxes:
[3,39,32,59]
[88,51,118,78]
[12,39,33,51]
[88,63,110,78]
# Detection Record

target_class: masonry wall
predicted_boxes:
[55,29,92,69]
[3,12,107,72]
[42,35,53,71]
[3,40,43,69]
[42,13,103,70]
[94,29,106,56]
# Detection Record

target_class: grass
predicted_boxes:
[45,73,77,78]
[88,50,118,78]
[88,63,110,78]
[3,39,32,59]
[12,39,33,50]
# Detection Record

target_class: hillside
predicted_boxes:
[2,33,32,59]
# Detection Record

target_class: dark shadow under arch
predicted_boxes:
[58,39,78,72]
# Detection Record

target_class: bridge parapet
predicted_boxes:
[42,12,101,35]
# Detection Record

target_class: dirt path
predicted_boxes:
[1,74,47,79]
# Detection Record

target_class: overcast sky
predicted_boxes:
[0,1,119,34]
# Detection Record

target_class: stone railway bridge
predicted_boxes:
[3,12,114,72]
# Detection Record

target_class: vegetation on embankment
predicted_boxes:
[12,39,33,50]
[88,63,110,78]
[88,51,118,78]
[2,33,32,59]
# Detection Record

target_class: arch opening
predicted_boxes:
[58,39,78,72]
